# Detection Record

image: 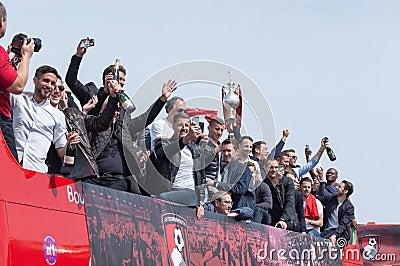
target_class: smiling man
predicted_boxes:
[11,65,79,173]
[155,112,209,207]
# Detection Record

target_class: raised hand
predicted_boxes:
[82,95,98,114]
[76,37,91,57]
[282,129,289,141]
[160,80,177,102]
[109,80,124,98]
[103,73,114,94]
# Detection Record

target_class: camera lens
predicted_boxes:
[32,38,42,52]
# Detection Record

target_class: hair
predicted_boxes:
[173,112,190,123]
[209,117,224,126]
[165,96,184,113]
[34,65,59,79]
[102,64,126,85]
[282,149,296,154]
[300,177,313,186]
[245,161,256,167]
[0,2,6,21]
[279,151,290,159]
[238,135,253,144]
[221,138,238,151]
[213,191,231,203]
[221,138,232,146]
[342,180,354,198]
[284,167,296,177]
[252,140,266,155]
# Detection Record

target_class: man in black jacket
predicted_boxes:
[317,179,355,245]
[89,80,177,192]
[204,117,224,181]
[155,112,208,206]
[65,38,124,116]
[264,158,299,231]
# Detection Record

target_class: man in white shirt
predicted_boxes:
[154,112,206,206]
[300,177,323,236]
[11,65,79,173]
[150,96,185,152]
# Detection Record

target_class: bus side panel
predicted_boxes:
[6,202,90,265]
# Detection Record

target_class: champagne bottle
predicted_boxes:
[324,137,337,161]
[64,127,77,167]
[113,59,136,113]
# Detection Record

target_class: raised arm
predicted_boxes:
[268,129,289,159]
[65,38,100,106]
[5,40,34,94]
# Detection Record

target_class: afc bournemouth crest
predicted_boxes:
[162,213,191,266]
[360,234,381,260]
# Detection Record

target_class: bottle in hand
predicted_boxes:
[323,137,337,161]
[64,127,77,167]
[113,58,136,114]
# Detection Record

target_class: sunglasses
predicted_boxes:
[177,108,187,113]
[57,85,65,91]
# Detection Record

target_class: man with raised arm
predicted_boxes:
[0,2,35,160]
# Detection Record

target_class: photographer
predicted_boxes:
[0,2,34,160]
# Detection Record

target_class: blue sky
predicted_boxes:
[3,0,400,224]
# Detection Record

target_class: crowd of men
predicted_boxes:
[0,2,356,247]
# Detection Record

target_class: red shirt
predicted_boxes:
[0,46,18,118]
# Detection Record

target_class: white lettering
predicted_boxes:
[46,244,56,256]
[66,185,84,204]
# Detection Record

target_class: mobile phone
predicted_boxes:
[279,164,285,171]
[191,117,199,125]
[80,39,95,48]
[199,121,204,133]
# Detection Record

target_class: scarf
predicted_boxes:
[304,193,319,220]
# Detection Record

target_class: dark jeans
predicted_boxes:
[83,174,127,192]
[0,114,18,161]
[320,228,336,239]
[253,206,271,225]
[158,188,198,206]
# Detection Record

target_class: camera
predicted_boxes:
[80,39,95,48]
[11,33,42,55]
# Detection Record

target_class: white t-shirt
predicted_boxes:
[150,118,174,152]
[326,202,342,231]
[172,146,195,190]
[303,198,323,232]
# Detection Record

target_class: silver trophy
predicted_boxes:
[222,70,241,126]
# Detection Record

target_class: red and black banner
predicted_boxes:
[83,183,340,265]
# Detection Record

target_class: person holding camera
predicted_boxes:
[0,2,35,160]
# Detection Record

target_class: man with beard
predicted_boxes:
[155,112,208,207]
[11,65,79,173]
[317,177,355,245]
[300,177,323,236]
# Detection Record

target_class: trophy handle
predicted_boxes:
[235,84,242,129]
[221,85,242,133]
